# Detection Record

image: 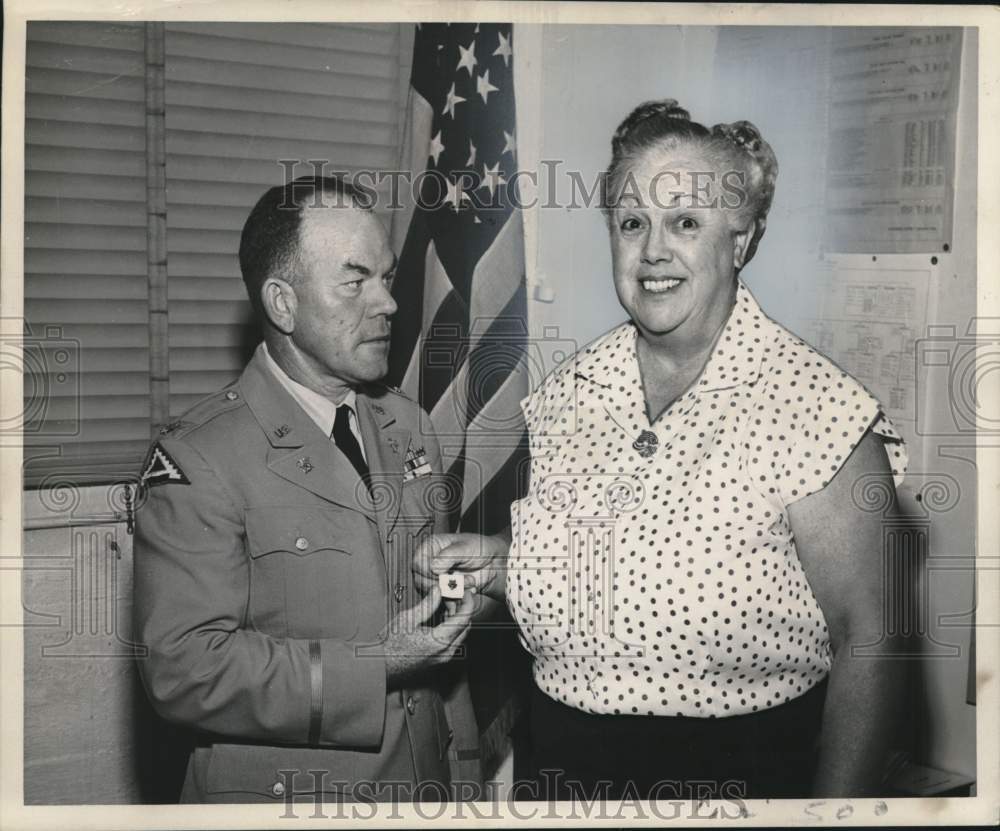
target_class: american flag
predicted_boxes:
[388,22,529,537]
[387,22,531,776]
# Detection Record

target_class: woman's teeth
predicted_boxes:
[642,278,682,293]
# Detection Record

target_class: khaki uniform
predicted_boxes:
[133,349,481,803]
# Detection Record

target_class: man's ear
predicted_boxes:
[732,222,755,271]
[260,277,297,334]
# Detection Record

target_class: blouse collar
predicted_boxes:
[572,278,767,395]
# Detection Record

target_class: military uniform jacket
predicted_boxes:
[132,349,482,803]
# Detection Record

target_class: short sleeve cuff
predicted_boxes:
[779,399,908,506]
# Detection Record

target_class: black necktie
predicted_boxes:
[332,404,370,487]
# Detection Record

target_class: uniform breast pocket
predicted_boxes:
[245,507,373,640]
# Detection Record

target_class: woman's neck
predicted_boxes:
[634,289,737,423]
[636,291,736,373]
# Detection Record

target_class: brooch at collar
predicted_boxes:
[632,430,659,458]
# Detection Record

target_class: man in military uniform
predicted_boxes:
[132,176,482,804]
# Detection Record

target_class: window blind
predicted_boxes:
[164,22,404,418]
[23,22,150,487]
[23,22,408,487]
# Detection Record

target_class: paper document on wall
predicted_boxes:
[804,262,931,444]
[823,28,963,253]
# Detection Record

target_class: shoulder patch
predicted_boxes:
[140,442,191,489]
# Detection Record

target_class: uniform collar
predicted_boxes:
[258,342,356,438]
[240,346,397,448]
[572,279,766,395]
[238,344,409,537]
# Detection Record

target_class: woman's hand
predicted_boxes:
[413,532,511,602]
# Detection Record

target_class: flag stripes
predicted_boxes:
[387,22,528,535]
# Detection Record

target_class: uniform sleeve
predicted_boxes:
[132,436,386,748]
[765,361,908,507]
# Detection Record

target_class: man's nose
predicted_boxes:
[371,280,398,317]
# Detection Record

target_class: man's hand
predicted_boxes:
[413,533,511,602]
[383,586,475,690]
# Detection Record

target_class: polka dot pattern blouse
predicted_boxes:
[506,280,907,718]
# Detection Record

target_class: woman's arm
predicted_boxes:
[787,428,905,797]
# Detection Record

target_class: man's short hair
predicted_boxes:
[238,175,370,319]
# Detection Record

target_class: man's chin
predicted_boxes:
[356,360,390,385]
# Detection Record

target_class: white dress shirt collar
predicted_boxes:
[258,341,358,440]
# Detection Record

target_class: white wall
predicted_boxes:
[526,25,720,350]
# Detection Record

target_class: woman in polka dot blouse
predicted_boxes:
[416,100,907,800]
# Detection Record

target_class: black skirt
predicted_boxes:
[522,678,828,801]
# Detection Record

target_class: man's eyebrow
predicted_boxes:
[343,255,397,278]
[344,260,372,276]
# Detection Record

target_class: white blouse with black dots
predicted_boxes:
[507,280,907,719]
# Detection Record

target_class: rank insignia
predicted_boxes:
[403,446,432,482]
[140,443,190,489]
[158,419,190,436]
[297,456,314,474]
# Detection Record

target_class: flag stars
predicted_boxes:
[443,82,466,118]
[493,30,512,67]
[480,162,506,197]
[444,177,468,211]
[476,69,499,104]
[466,139,477,167]
[429,130,445,165]
[502,129,516,157]
[456,41,477,76]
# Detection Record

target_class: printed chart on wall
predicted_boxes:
[824,28,963,253]
[804,258,931,447]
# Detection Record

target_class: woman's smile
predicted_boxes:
[639,276,685,293]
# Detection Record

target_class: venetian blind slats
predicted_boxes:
[23,21,149,486]
[23,21,408,484]
[164,22,403,419]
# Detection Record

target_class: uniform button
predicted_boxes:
[295,537,309,551]
[225,390,239,401]
[406,696,416,715]
[271,780,286,797]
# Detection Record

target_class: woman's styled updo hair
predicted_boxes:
[602,99,779,269]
